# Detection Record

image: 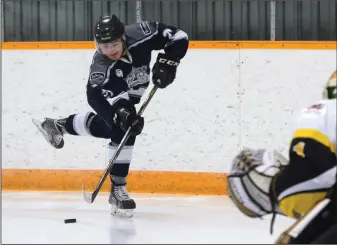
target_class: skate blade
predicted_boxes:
[32,118,54,148]
[111,206,134,218]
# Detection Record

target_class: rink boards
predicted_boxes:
[2,40,336,194]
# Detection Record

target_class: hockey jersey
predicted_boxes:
[292,99,336,154]
[275,99,337,218]
[86,21,189,127]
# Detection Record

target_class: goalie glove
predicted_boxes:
[227,148,288,221]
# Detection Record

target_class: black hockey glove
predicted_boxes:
[152,53,180,89]
[114,107,144,136]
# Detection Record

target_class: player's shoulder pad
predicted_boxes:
[125,21,158,49]
[88,52,116,88]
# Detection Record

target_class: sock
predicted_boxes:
[63,112,95,136]
[108,142,133,186]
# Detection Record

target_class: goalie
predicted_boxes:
[227,71,337,244]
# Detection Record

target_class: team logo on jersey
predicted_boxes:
[292,141,306,158]
[115,69,123,77]
[90,72,105,81]
[307,103,324,110]
[304,103,325,115]
[125,66,149,88]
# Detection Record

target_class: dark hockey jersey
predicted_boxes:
[86,21,189,128]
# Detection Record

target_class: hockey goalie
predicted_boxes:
[227,71,337,244]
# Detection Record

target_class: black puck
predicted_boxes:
[64,218,77,224]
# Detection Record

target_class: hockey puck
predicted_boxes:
[64,218,77,224]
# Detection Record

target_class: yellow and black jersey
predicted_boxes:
[272,99,337,219]
[292,99,336,153]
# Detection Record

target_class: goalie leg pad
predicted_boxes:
[276,187,337,244]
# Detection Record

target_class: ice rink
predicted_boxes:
[2,191,295,244]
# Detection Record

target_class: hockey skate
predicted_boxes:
[109,184,136,218]
[32,118,66,149]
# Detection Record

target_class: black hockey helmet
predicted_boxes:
[94,15,125,44]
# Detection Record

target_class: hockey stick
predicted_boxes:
[275,198,331,244]
[82,85,158,203]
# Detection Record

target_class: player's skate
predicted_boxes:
[109,184,136,218]
[32,118,66,149]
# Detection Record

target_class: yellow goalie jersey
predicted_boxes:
[273,99,337,219]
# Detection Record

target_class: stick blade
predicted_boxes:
[82,185,94,203]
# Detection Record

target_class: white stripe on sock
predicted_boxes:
[72,112,91,136]
[107,144,134,163]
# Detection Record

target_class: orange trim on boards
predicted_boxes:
[1,41,336,50]
[2,169,228,195]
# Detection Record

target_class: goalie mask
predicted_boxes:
[323,71,337,99]
[227,148,288,220]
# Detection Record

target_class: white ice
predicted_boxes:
[2,191,295,244]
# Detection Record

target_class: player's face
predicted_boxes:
[98,39,124,60]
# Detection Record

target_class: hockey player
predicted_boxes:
[226,71,337,243]
[33,15,189,217]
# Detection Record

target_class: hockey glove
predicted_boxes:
[227,148,288,218]
[114,107,144,136]
[152,53,180,89]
